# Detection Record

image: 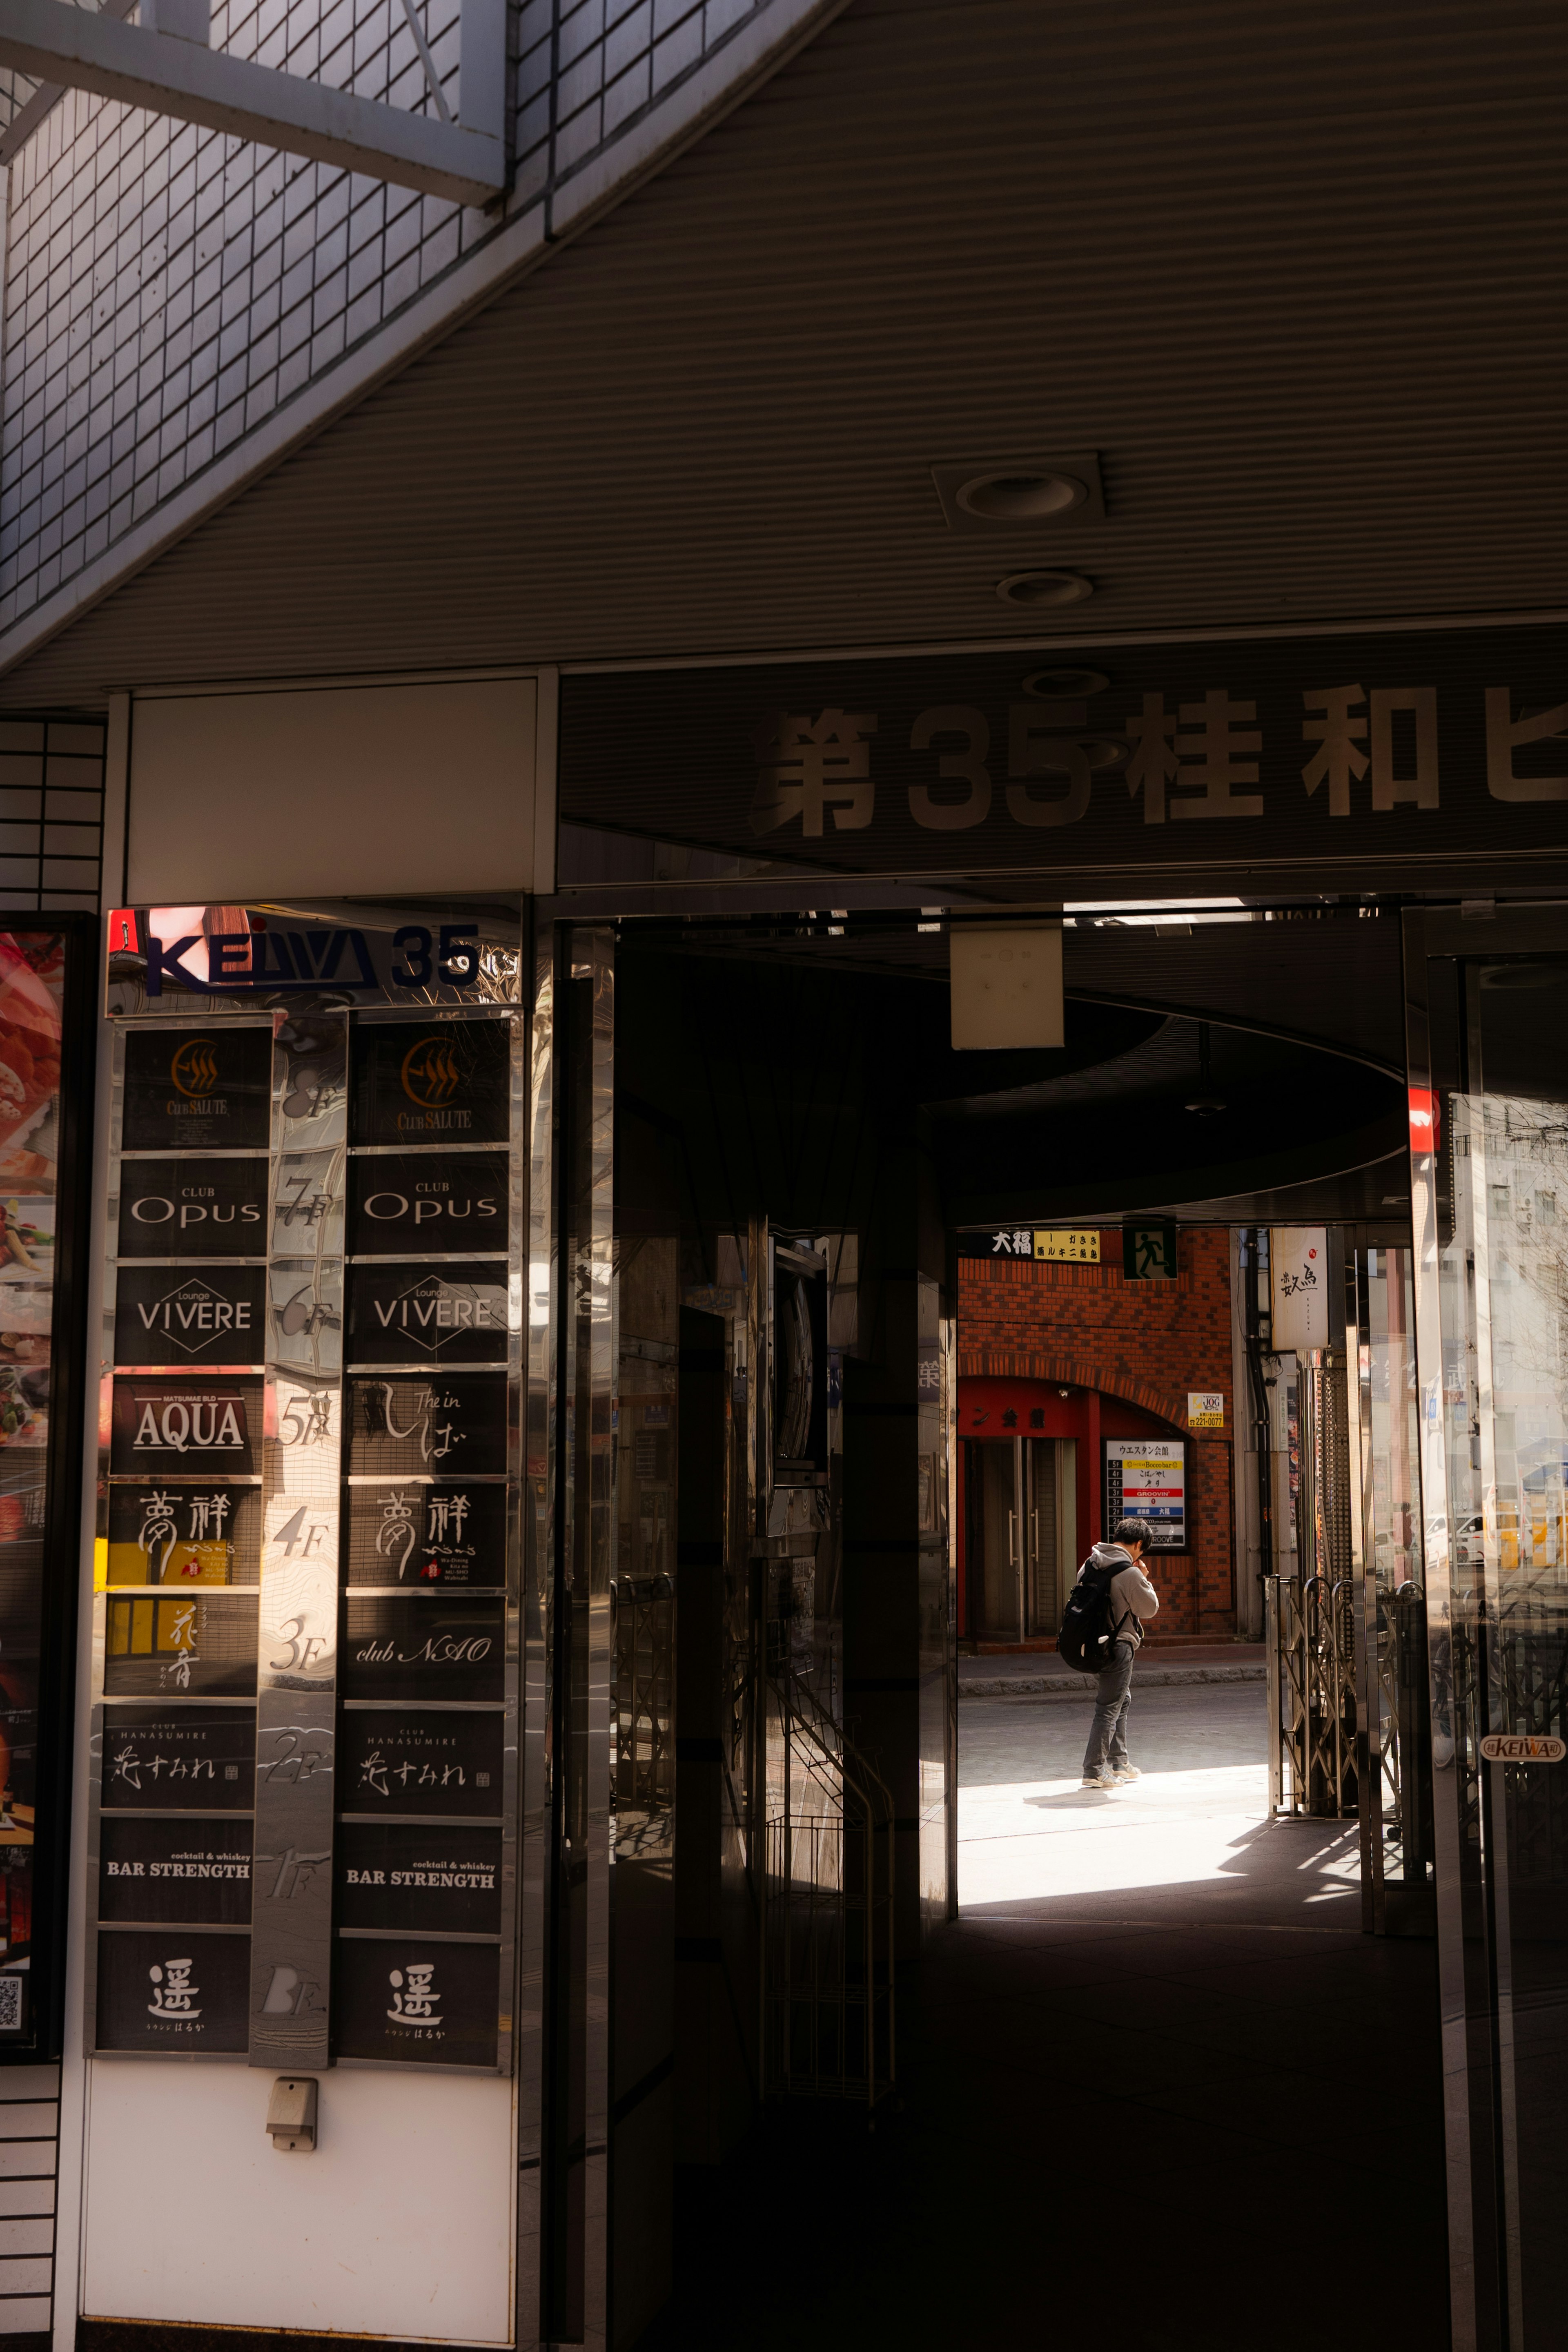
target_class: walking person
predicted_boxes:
[1077,1517,1160,1791]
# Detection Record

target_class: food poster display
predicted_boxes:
[92,995,519,2071]
[0,933,83,2047]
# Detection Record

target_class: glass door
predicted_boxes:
[1407,906,1568,2352]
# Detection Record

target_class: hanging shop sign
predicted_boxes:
[91,976,520,2079]
[1270,1227,1330,1351]
[557,622,1568,887]
[1103,1437,1189,1551]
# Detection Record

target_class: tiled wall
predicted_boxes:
[0,0,776,631]
[0,2063,61,2337]
[960,1231,1238,1635]
[0,720,104,912]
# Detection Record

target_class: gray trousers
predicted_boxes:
[1082,1640,1135,1777]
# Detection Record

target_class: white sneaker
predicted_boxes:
[1111,1764,1140,1782]
[1080,1774,1116,1790]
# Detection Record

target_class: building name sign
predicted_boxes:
[559,624,1568,879]
[105,907,521,1015]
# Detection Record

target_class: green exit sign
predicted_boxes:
[1123,1220,1178,1280]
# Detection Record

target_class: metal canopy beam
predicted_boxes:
[0,0,506,205]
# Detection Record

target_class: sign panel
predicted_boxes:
[557,624,1568,887]
[1479,1733,1566,1764]
[346,1151,510,1256]
[1271,1227,1330,1351]
[105,912,521,1017]
[344,1375,510,1477]
[1123,1221,1178,1281]
[116,1158,269,1259]
[341,1596,506,1703]
[345,1482,507,1586]
[335,1936,500,2068]
[95,1928,248,2052]
[106,1482,263,1586]
[103,1594,258,1697]
[1103,1438,1189,1551]
[1188,1391,1225,1429]
[121,1026,272,1152]
[344,1264,509,1367]
[109,1378,263,1476]
[340,1710,504,1815]
[1035,1229,1098,1263]
[98,1817,253,1924]
[100,1706,258,1809]
[337,1824,503,1935]
[350,1021,512,1146]
[114,1265,267,1367]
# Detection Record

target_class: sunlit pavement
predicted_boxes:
[959,1681,1364,1916]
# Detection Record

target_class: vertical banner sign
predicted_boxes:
[1103,1438,1189,1551]
[1270,1227,1330,1352]
[91,906,522,2075]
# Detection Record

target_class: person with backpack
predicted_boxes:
[1057,1516,1161,1790]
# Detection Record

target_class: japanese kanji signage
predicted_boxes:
[558,624,1568,885]
[959,1227,1100,1261]
[1271,1227,1330,1351]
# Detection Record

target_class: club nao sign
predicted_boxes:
[104,906,521,1015]
[557,622,1568,881]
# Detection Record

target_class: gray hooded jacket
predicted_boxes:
[1080,1541,1160,1650]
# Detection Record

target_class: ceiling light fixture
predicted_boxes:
[931,453,1107,534]
[960,470,1085,522]
[996,570,1094,608]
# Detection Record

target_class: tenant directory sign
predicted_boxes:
[1102,1438,1189,1551]
[92,917,521,2077]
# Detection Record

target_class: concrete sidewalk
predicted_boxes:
[960,1644,1266,1699]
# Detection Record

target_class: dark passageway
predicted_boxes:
[647,1680,1448,2350]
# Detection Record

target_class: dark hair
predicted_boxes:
[1113,1517,1156,1552]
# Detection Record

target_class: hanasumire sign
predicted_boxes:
[558,624,1568,882]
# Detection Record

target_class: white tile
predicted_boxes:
[0,2222,51,2258]
[0,2258,51,2295]
[0,2076,55,2108]
[0,2183,53,2219]
[0,2109,55,2143]
[0,2145,56,2181]
[0,2298,50,2333]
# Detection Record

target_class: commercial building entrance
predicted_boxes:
[5,639,1568,2352]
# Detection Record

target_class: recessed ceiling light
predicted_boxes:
[960,470,1085,522]
[996,570,1094,607]
[931,453,1106,533]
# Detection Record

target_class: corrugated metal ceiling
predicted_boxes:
[4,0,1567,706]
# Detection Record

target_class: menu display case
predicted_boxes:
[89,907,522,2075]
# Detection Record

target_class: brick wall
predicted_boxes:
[959,1228,1237,1636]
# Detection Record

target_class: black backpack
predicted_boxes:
[1057,1558,1122,1673]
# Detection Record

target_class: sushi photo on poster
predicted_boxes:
[0,933,69,2040]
